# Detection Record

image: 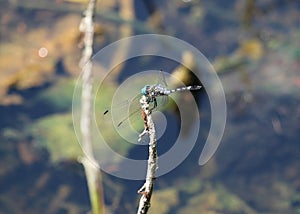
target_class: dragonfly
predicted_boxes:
[140,84,201,112]
[103,81,202,129]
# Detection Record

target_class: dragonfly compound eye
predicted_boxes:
[141,85,151,95]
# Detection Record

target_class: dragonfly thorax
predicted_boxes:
[141,84,167,98]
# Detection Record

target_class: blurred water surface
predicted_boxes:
[0,0,300,213]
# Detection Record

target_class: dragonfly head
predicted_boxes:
[141,85,151,95]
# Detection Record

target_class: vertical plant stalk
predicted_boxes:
[137,95,158,214]
[79,0,105,214]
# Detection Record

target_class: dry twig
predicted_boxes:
[137,95,158,214]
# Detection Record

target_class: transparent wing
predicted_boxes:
[103,70,170,128]
[103,95,143,130]
[157,69,168,87]
[157,70,169,107]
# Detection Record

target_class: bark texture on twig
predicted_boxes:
[137,95,158,214]
[79,0,105,213]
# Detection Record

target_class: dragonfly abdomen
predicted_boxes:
[163,85,202,95]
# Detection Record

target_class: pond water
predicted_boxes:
[0,0,300,213]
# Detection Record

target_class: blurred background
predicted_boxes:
[0,0,299,213]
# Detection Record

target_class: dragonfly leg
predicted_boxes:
[148,97,157,114]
